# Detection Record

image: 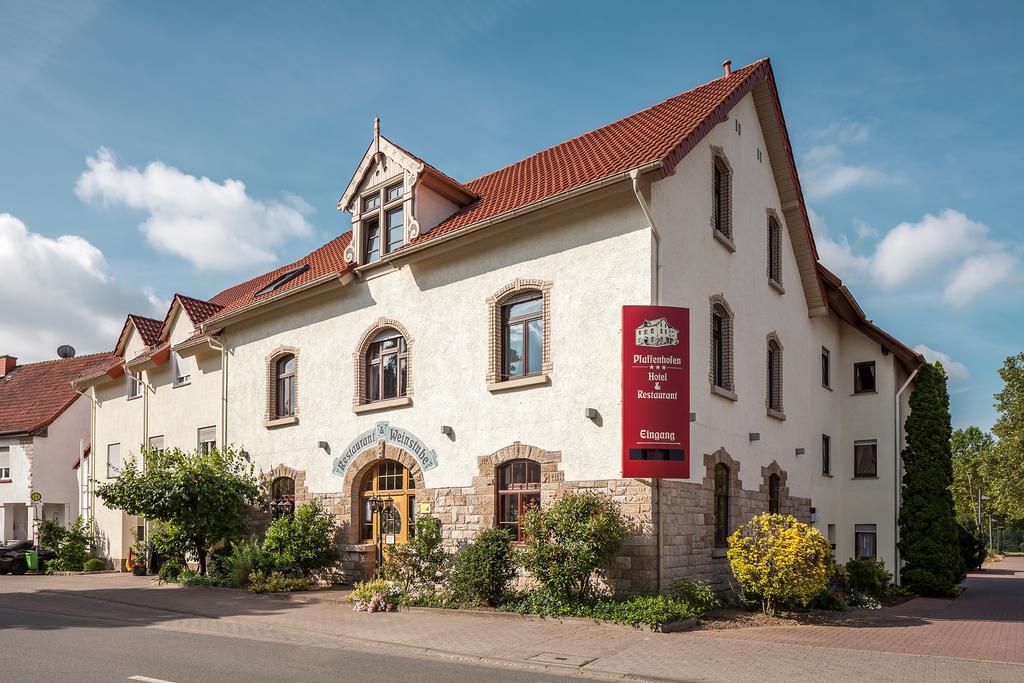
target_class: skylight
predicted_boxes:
[254,264,310,297]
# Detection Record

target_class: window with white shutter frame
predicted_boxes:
[148,435,164,457]
[106,443,121,478]
[0,446,10,479]
[173,351,191,386]
[198,426,217,454]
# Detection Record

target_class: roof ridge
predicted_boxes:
[7,351,115,370]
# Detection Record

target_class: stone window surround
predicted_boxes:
[765,331,785,419]
[709,294,736,397]
[486,279,553,389]
[759,461,791,514]
[264,346,300,428]
[704,448,742,555]
[710,146,734,250]
[352,317,415,409]
[766,208,784,293]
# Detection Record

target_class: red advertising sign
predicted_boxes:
[621,305,690,479]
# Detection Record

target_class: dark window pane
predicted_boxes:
[386,208,404,253]
[399,356,407,396]
[855,362,876,393]
[500,494,518,523]
[527,461,541,484]
[381,353,398,399]
[365,219,380,262]
[854,443,877,477]
[366,363,380,402]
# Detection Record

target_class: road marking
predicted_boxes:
[128,676,177,683]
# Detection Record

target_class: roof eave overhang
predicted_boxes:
[172,335,217,359]
[71,363,125,390]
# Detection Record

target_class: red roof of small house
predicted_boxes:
[0,353,118,435]
[128,315,162,346]
[174,294,224,327]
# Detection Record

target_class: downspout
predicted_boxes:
[71,386,99,534]
[206,336,227,450]
[893,365,920,585]
[630,167,665,591]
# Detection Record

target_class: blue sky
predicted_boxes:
[1,1,1020,430]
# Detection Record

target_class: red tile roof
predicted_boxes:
[175,294,224,327]
[413,59,769,244]
[0,353,119,435]
[128,315,163,347]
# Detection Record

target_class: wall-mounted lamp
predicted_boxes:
[749,432,760,442]
[441,425,455,438]
[795,447,805,456]
[584,408,599,420]
[317,441,330,455]
[689,412,697,422]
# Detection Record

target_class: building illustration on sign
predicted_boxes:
[634,318,679,347]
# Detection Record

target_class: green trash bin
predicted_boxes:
[25,549,38,571]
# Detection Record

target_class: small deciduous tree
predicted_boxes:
[899,362,961,595]
[520,491,629,602]
[448,527,516,606]
[727,513,833,614]
[262,499,339,576]
[95,446,262,574]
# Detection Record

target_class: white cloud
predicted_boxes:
[943,252,1018,308]
[913,344,969,381]
[75,148,313,272]
[802,121,891,200]
[808,207,872,279]
[872,209,989,288]
[0,213,163,362]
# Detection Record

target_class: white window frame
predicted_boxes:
[126,369,143,399]
[197,426,217,454]
[855,524,877,560]
[106,443,121,478]
[148,435,165,458]
[173,351,191,387]
[0,445,10,480]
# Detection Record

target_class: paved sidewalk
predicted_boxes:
[3,562,1024,682]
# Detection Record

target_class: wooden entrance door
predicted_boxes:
[360,460,416,553]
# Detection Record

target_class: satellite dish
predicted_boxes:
[57,345,76,359]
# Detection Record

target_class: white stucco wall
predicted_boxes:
[27,395,88,521]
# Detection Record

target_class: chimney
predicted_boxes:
[1,356,16,376]
[722,59,732,77]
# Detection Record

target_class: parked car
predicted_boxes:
[0,539,56,575]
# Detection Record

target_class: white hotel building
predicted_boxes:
[75,59,922,589]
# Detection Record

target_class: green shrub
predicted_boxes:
[727,513,834,614]
[224,539,271,589]
[503,591,708,628]
[158,558,185,583]
[520,491,629,602]
[350,578,400,612]
[379,517,447,592]
[83,557,106,573]
[448,527,516,606]
[958,524,986,578]
[247,570,310,593]
[178,570,227,587]
[150,521,190,565]
[844,558,892,597]
[670,579,719,613]
[37,518,66,553]
[263,500,339,576]
[45,516,94,572]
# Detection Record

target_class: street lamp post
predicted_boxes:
[367,493,393,571]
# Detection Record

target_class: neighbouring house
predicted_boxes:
[0,352,116,543]
[77,58,923,588]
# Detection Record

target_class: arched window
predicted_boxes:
[365,329,408,402]
[270,476,295,518]
[767,214,783,286]
[712,152,733,241]
[497,459,541,542]
[275,354,296,418]
[709,296,735,393]
[768,473,780,514]
[766,336,783,414]
[714,463,730,547]
[502,292,544,380]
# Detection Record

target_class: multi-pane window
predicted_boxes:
[270,476,295,518]
[767,338,783,413]
[127,369,143,399]
[360,460,415,542]
[497,460,541,542]
[767,215,782,285]
[502,292,544,380]
[821,347,831,388]
[275,354,296,418]
[854,361,876,394]
[854,440,878,478]
[172,351,191,386]
[365,329,408,402]
[198,426,217,455]
[855,524,877,559]
[712,155,732,240]
[106,443,121,478]
[714,463,730,547]
[362,182,405,263]
[822,434,831,476]
[0,446,10,480]
[768,473,780,514]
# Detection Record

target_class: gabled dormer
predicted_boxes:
[338,117,477,267]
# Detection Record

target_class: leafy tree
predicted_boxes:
[379,516,447,593]
[727,513,833,614]
[986,353,1024,523]
[950,426,994,521]
[263,499,339,576]
[95,446,262,574]
[520,491,629,602]
[898,363,961,594]
[37,515,94,572]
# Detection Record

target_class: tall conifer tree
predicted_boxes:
[898,362,961,594]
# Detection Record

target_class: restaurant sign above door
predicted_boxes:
[332,421,439,477]
[621,305,690,479]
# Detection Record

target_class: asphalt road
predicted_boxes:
[0,605,578,683]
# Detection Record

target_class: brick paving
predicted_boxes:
[3,560,1023,681]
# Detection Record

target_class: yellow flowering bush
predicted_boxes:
[727,513,833,614]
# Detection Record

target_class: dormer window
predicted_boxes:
[362,182,407,264]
